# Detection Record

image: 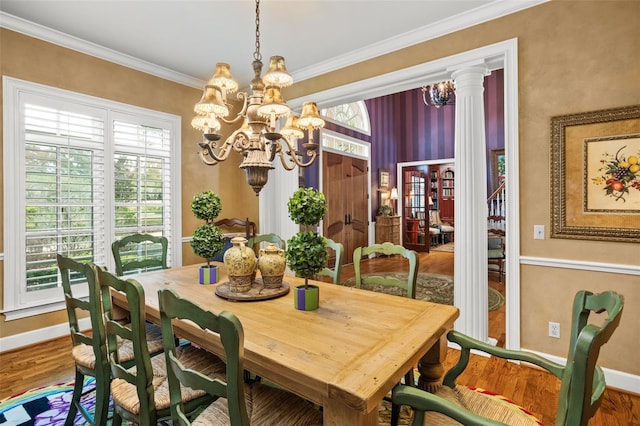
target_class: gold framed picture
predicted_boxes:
[379,168,390,189]
[550,104,640,242]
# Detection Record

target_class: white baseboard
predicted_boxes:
[525,349,639,394]
[0,317,90,353]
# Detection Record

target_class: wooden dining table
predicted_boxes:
[112,263,459,426]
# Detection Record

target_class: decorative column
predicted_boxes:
[451,62,493,343]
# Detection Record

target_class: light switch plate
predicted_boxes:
[534,225,545,240]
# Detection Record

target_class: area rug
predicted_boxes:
[342,272,504,311]
[430,242,454,252]
[0,377,116,426]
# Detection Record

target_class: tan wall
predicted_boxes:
[0,29,259,338]
[288,1,639,376]
[1,1,638,378]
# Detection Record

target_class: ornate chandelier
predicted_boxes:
[193,0,325,194]
[421,80,455,108]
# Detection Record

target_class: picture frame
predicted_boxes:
[490,148,505,193]
[378,168,390,189]
[550,104,640,242]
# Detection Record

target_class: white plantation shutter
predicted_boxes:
[3,77,181,318]
[112,117,174,270]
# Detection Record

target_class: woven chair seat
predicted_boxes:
[420,385,541,426]
[111,344,226,415]
[71,322,164,369]
[192,381,323,426]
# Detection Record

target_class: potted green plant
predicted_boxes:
[190,191,225,284]
[285,187,328,311]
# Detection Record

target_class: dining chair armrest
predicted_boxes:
[445,330,566,387]
[392,385,506,426]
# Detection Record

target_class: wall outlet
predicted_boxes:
[534,225,545,240]
[549,321,560,338]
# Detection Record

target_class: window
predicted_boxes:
[321,101,371,135]
[3,77,181,319]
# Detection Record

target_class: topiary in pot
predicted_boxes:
[285,188,328,310]
[287,187,328,228]
[190,191,224,283]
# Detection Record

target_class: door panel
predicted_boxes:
[323,152,368,264]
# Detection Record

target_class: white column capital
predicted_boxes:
[449,60,489,80]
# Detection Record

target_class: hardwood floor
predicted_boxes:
[1,251,637,425]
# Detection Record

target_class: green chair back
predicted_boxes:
[159,288,250,426]
[111,233,168,276]
[557,290,624,425]
[96,267,158,425]
[392,290,624,426]
[57,254,110,425]
[248,233,285,256]
[317,237,344,284]
[353,242,419,299]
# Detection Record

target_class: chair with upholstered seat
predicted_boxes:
[317,237,344,284]
[212,218,257,262]
[158,288,324,425]
[353,242,419,425]
[96,268,227,425]
[112,233,168,276]
[248,233,285,257]
[392,290,624,426]
[488,231,505,283]
[430,210,454,244]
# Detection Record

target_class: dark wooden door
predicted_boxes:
[323,151,368,264]
[402,167,430,252]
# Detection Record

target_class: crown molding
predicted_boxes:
[2,1,547,90]
[0,11,205,89]
[291,0,548,83]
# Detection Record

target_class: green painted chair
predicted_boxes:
[111,233,168,276]
[317,237,344,284]
[392,290,624,426]
[158,288,324,425]
[352,242,419,425]
[96,268,226,426]
[353,242,419,298]
[248,233,285,256]
[57,254,110,425]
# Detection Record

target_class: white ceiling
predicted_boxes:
[1,1,543,89]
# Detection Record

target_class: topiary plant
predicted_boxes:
[287,187,328,229]
[190,191,224,267]
[285,187,328,288]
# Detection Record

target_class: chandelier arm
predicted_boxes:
[276,136,318,169]
[219,92,249,125]
[264,139,280,162]
[276,149,298,171]
[199,139,234,164]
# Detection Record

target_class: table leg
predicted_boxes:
[417,333,448,393]
[322,397,377,426]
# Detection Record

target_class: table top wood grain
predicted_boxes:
[114,263,459,425]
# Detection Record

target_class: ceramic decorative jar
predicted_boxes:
[223,236,257,292]
[257,243,286,289]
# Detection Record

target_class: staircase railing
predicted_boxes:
[488,181,506,234]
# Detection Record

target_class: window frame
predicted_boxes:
[2,77,182,320]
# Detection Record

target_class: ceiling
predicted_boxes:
[0,1,542,90]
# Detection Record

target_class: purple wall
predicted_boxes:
[303,69,505,214]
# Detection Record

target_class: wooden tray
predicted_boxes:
[215,279,290,301]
